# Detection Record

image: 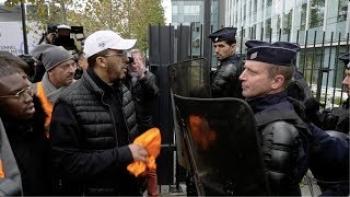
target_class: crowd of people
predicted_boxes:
[0,24,348,196]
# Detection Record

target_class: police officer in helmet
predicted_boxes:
[239,40,310,195]
[209,27,243,98]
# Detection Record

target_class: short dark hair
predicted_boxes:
[87,49,110,68]
[0,51,30,76]
[267,64,294,88]
[0,52,26,78]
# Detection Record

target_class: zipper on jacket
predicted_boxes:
[100,91,119,147]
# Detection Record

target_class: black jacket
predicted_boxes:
[318,98,349,134]
[211,55,243,98]
[248,92,310,196]
[1,96,51,196]
[50,70,142,196]
[125,70,159,133]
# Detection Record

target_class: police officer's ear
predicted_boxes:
[271,74,285,90]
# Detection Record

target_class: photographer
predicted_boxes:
[53,24,78,52]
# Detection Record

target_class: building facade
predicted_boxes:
[224,0,349,43]
[224,0,350,106]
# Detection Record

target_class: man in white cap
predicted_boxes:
[50,30,148,195]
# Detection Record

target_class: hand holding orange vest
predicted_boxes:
[127,128,161,177]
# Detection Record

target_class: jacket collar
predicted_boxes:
[247,91,292,113]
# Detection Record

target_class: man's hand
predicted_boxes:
[128,144,148,162]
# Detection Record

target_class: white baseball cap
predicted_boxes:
[83,30,136,58]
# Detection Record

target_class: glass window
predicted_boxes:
[243,4,246,21]
[300,3,307,30]
[283,10,292,34]
[337,0,348,22]
[267,0,272,7]
[309,0,325,28]
[265,18,272,39]
[253,0,257,13]
[173,5,178,14]
[184,5,200,15]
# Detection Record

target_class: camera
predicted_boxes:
[47,24,58,34]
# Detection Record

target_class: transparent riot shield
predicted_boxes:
[173,95,269,195]
[168,58,211,97]
[168,58,211,169]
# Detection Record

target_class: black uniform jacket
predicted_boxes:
[211,55,243,98]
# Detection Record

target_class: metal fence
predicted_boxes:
[150,24,350,108]
[148,24,350,190]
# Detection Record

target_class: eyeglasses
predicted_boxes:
[0,86,34,100]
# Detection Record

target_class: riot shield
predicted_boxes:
[168,58,211,170]
[168,58,211,97]
[173,95,269,196]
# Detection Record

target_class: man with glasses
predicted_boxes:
[0,53,51,195]
[209,27,243,98]
[50,30,148,195]
[31,45,77,133]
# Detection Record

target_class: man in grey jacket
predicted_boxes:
[31,45,77,133]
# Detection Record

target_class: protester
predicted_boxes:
[31,45,76,133]
[53,24,78,51]
[0,118,22,196]
[0,53,51,195]
[126,49,159,132]
[50,30,149,195]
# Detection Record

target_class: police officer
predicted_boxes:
[209,27,243,98]
[239,40,310,195]
[306,53,350,196]
[317,54,349,134]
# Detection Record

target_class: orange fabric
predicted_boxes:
[127,128,161,177]
[188,115,217,150]
[0,160,5,178]
[37,82,53,138]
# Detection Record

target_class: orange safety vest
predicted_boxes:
[0,160,5,178]
[37,82,53,138]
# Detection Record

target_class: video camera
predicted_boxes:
[47,24,58,34]
[44,24,85,51]
[47,24,84,34]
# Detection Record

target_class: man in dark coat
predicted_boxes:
[209,27,243,98]
[0,53,51,195]
[50,30,148,196]
[125,49,159,133]
[239,40,310,195]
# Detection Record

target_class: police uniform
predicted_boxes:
[307,54,350,196]
[308,124,349,196]
[209,27,243,98]
[318,54,349,134]
[245,40,311,196]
